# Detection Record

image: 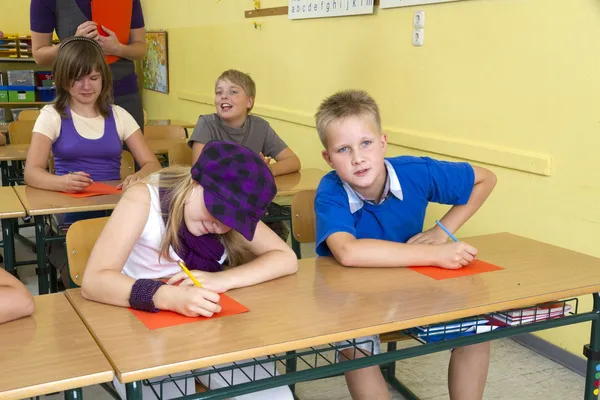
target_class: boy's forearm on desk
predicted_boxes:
[332,238,435,268]
[269,157,301,177]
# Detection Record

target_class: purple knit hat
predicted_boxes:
[191,141,277,241]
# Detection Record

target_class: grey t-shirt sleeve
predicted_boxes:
[188,115,216,148]
[262,123,288,158]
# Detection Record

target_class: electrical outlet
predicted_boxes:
[414,11,425,28]
[412,28,424,46]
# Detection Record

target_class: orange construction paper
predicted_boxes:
[129,293,250,330]
[408,260,504,280]
[62,182,122,198]
[91,0,133,64]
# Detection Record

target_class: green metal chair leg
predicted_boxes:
[34,215,50,295]
[583,293,600,400]
[1,218,17,275]
[126,381,143,400]
[63,388,83,400]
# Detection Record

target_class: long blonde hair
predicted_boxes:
[144,166,252,267]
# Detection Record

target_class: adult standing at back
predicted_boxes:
[29,0,147,130]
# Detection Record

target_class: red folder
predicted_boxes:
[91,0,133,64]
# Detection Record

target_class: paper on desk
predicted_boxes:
[61,182,122,198]
[129,293,250,330]
[408,259,504,280]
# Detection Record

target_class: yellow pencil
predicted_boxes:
[177,260,202,288]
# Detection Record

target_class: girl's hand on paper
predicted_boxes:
[407,225,449,245]
[61,172,93,193]
[157,285,221,318]
[433,242,477,270]
[168,270,232,293]
[75,21,99,40]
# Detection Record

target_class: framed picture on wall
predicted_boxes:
[142,31,169,94]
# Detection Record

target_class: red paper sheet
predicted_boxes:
[62,182,121,198]
[408,260,503,280]
[91,0,133,64]
[129,294,250,330]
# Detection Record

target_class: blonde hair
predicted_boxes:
[143,166,252,268]
[215,69,256,112]
[53,37,113,118]
[314,90,382,147]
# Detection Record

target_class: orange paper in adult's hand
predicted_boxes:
[408,260,503,280]
[129,294,250,330]
[62,182,122,198]
[91,0,133,64]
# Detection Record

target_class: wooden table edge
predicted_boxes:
[109,285,600,383]
[2,370,114,400]
[13,186,119,216]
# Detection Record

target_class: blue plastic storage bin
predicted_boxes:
[37,86,56,102]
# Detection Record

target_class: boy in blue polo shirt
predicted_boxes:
[314,90,497,400]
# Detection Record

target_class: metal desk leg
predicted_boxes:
[1,161,8,187]
[383,341,420,400]
[584,293,600,400]
[1,218,16,275]
[126,381,143,400]
[285,350,297,395]
[34,215,50,295]
[64,388,83,400]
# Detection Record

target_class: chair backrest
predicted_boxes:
[144,125,186,141]
[66,217,110,287]
[291,190,317,244]
[143,109,147,124]
[168,142,192,166]
[17,109,40,121]
[120,150,135,179]
[8,120,35,144]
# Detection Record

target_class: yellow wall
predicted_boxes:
[155,0,600,357]
[0,3,31,34]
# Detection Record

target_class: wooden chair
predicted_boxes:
[17,109,40,121]
[168,142,192,166]
[144,125,186,141]
[120,150,135,179]
[143,109,147,125]
[65,217,110,287]
[8,120,35,144]
[290,190,410,346]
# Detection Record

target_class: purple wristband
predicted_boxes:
[129,279,165,313]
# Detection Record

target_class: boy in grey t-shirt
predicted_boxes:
[189,69,302,240]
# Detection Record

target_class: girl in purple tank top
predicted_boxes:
[24,36,160,194]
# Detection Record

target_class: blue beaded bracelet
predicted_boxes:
[129,279,165,313]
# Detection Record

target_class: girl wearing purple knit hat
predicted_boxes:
[82,141,297,399]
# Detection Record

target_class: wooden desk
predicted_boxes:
[146,119,196,130]
[0,144,29,186]
[0,144,29,161]
[145,138,187,155]
[0,294,113,400]
[65,233,600,399]
[0,187,26,275]
[274,168,327,197]
[14,183,122,295]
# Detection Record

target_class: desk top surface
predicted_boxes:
[0,144,29,161]
[0,294,113,400]
[14,182,122,216]
[0,186,26,218]
[274,168,327,196]
[66,233,600,383]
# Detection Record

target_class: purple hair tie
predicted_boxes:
[129,279,165,313]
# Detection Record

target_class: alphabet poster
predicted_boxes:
[289,0,375,19]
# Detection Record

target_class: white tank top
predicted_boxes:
[122,184,226,279]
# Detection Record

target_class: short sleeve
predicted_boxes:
[113,105,140,141]
[425,157,475,205]
[131,0,145,29]
[188,116,216,147]
[262,123,288,158]
[314,175,357,257]
[32,105,61,142]
[30,0,57,33]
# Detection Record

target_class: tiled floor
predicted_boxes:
[2,225,585,399]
